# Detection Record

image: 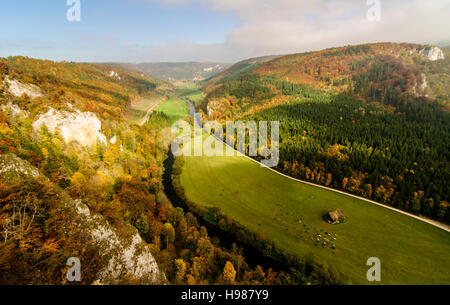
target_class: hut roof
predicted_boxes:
[328,209,344,222]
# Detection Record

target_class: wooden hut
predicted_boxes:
[326,209,345,224]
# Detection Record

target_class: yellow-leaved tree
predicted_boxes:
[174,258,187,284]
[222,261,236,284]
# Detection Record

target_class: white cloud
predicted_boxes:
[143,0,450,62]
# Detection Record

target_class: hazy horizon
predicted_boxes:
[1,1,449,63]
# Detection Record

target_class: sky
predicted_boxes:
[0,0,449,63]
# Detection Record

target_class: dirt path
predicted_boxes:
[139,99,164,126]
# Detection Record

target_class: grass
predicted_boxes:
[185,90,203,104]
[171,80,199,90]
[180,137,450,284]
[156,96,189,123]
[127,93,164,124]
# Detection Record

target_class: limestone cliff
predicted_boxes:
[3,76,43,99]
[0,153,165,285]
[32,108,107,147]
[419,46,445,61]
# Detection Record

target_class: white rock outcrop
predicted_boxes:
[420,73,428,91]
[0,154,40,179]
[109,70,121,80]
[203,64,223,72]
[3,76,43,99]
[33,108,107,147]
[207,105,213,118]
[1,102,29,119]
[75,201,164,284]
[0,153,164,284]
[110,135,117,145]
[419,47,445,61]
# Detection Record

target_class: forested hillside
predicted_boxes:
[204,55,281,91]
[0,57,320,285]
[201,43,450,224]
[204,43,449,113]
[0,57,169,283]
[108,62,231,82]
[248,95,449,223]
[1,57,167,120]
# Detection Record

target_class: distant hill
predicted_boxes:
[198,42,450,229]
[1,56,163,120]
[203,42,449,114]
[107,62,232,82]
[204,55,281,91]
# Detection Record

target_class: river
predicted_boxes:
[162,97,291,272]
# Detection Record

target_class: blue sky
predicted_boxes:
[0,0,237,62]
[0,0,449,63]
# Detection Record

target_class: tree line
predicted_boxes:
[246,95,449,223]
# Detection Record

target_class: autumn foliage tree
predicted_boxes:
[222,261,237,284]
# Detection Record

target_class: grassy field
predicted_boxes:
[127,93,164,124]
[180,138,450,284]
[171,80,199,90]
[185,90,203,104]
[156,96,189,123]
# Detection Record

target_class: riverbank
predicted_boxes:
[162,149,296,273]
[177,98,450,284]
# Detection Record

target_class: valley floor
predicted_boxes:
[179,136,450,284]
[127,93,166,125]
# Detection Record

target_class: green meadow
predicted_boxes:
[156,96,189,123]
[185,90,203,104]
[180,138,450,284]
[127,93,164,124]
